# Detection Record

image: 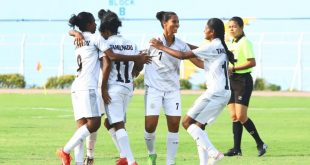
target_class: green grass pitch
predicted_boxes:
[0,93,310,165]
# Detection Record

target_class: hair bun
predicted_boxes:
[98,9,107,19]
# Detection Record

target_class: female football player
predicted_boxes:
[150,18,235,165]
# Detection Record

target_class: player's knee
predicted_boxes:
[87,118,101,133]
[114,121,125,131]
[167,121,180,132]
[145,124,156,133]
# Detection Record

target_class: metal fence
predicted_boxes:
[1,32,310,91]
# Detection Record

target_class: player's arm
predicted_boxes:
[188,58,204,69]
[150,38,196,59]
[101,55,111,104]
[104,49,152,64]
[68,30,84,47]
[185,43,204,68]
[132,61,144,78]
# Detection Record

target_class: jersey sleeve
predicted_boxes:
[183,43,191,52]
[242,39,255,59]
[98,50,106,58]
[192,44,213,59]
[94,35,109,53]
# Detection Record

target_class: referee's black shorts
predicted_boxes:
[228,72,253,106]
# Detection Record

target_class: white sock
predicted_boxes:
[63,125,90,153]
[186,124,218,157]
[197,144,208,165]
[116,129,135,164]
[86,132,97,158]
[166,132,179,165]
[144,130,156,154]
[74,141,84,164]
[108,128,125,158]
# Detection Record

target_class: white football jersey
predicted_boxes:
[106,35,138,92]
[71,32,109,91]
[192,38,230,94]
[144,35,190,91]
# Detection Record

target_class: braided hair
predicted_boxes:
[207,18,235,65]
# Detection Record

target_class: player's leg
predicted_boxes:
[57,90,100,165]
[84,132,96,165]
[57,122,90,165]
[84,93,105,165]
[107,91,137,165]
[144,86,163,165]
[164,90,182,165]
[114,121,137,165]
[165,115,180,165]
[184,92,228,164]
[104,118,125,159]
[74,120,87,165]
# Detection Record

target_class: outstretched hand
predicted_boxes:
[149,38,164,49]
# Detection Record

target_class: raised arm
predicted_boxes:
[68,30,84,47]
[149,38,196,59]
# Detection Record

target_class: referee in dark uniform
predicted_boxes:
[225,16,267,157]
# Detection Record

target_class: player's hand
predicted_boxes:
[101,88,111,104]
[149,38,164,50]
[74,32,84,47]
[137,52,152,64]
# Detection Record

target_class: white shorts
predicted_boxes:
[105,85,132,124]
[71,89,102,121]
[145,86,181,116]
[97,87,105,115]
[187,90,231,125]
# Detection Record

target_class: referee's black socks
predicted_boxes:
[233,121,243,150]
[243,118,264,146]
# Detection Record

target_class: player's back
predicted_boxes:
[196,38,231,94]
[106,35,138,92]
[71,32,107,91]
